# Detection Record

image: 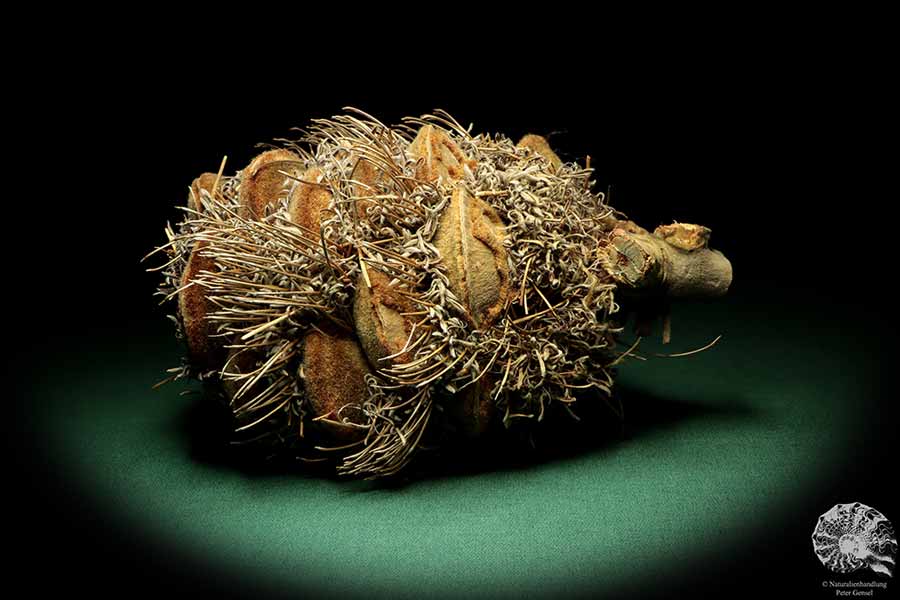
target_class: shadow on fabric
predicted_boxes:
[177,382,760,489]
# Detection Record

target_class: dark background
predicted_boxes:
[8,25,896,599]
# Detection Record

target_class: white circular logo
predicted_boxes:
[812,502,897,576]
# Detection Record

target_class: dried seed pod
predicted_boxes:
[238,149,302,220]
[187,172,220,213]
[178,240,220,368]
[353,269,417,368]
[287,167,331,239]
[409,124,476,185]
[301,326,369,442]
[150,109,734,480]
[174,171,231,369]
[517,134,562,171]
[433,185,511,328]
[288,158,383,236]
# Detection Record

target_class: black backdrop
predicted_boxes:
[8,29,896,600]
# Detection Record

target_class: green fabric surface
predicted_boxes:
[33,292,871,598]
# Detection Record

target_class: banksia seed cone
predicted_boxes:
[148,109,732,479]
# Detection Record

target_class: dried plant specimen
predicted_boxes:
[147,108,732,479]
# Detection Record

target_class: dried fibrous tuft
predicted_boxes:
[147,108,732,479]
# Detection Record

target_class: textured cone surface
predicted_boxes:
[239,149,301,220]
[287,167,331,239]
[150,109,734,479]
[433,186,511,327]
[408,124,475,186]
[187,172,220,213]
[302,327,369,442]
[178,240,220,368]
[353,269,417,367]
[517,134,562,171]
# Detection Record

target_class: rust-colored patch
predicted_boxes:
[409,124,476,186]
[178,240,221,368]
[187,172,220,214]
[287,167,332,240]
[349,157,386,219]
[238,149,302,220]
[302,326,369,442]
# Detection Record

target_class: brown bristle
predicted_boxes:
[353,269,417,368]
[287,167,331,238]
[433,186,511,328]
[408,124,475,186]
[302,326,369,442]
[238,149,302,220]
[516,134,562,171]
